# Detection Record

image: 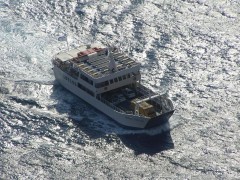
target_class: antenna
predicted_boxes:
[106,46,117,73]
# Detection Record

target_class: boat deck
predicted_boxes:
[100,84,167,117]
[55,46,140,79]
[71,51,140,79]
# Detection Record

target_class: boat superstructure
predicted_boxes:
[52,43,174,129]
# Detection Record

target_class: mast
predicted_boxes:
[106,48,118,73]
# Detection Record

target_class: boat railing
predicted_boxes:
[98,97,135,115]
[53,58,79,79]
[99,97,124,113]
[135,83,174,113]
[67,68,79,79]
[136,83,156,96]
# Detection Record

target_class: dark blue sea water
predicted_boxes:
[0,0,239,179]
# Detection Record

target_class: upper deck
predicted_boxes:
[54,43,140,80]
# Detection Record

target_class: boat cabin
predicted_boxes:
[52,43,141,97]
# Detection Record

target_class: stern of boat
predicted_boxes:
[145,110,174,129]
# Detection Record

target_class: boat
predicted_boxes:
[52,43,174,129]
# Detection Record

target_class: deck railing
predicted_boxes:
[98,97,134,115]
[136,83,156,97]
[98,97,124,113]
[53,59,79,79]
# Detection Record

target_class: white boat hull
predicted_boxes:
[53,66,151,129]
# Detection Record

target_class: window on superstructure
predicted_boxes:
[89,79,93,85]
[95,81,109,88]
[80,74,88,81]
[80,74,93,85]
[123,75,126,80]
[110,79,114,84]
[127,73,131,78]
[105,81,109,86]
[114,78,118,82]
[78,83,94,96]
[118,77,122,81]
[95,82,103,88]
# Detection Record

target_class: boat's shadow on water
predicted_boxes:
[118,131,174,155]
[76,119,174,155]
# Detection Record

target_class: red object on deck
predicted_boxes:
[78,47,103,57]
[92,47,103,52]
[78,48,94,57]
